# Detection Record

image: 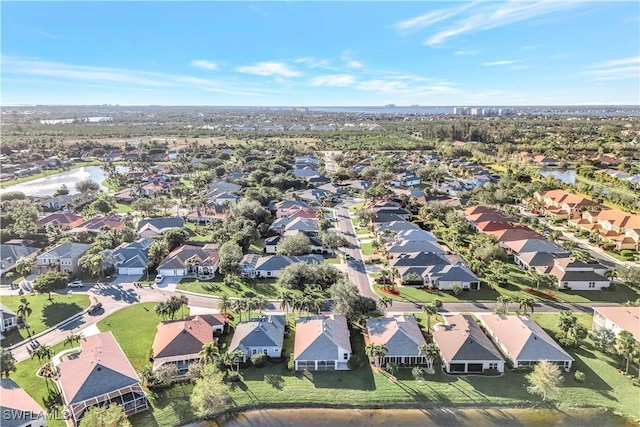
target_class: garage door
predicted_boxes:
[450,363,466,373]
[468,363,483,373]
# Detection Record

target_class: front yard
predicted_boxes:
[1,293,91,347]
[176,275,288,299]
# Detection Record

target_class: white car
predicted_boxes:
[67,280,84,288]
[154,275,164,284]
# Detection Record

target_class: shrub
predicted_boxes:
[574,370,586,382]
[250,353,267,367]
[226,371,241,382]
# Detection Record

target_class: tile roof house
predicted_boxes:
[365,315,427,367]
[424,264,480,291]
[37,212,84,230]
[55,331,148,425]
[0,303,18,338]
[592,306,640,342]
[433,314,505,374]
[151,314,226,376]
[0,378,47,427]
[70,214,124,233]
[570,209,640,250]
[136,217,184,238]
[534,189,601,219]
[229,314,286,362]
[36,242,91,274]
[478,315,573,371]
[549,258,610,291]
[294,314,352,371]
[111,238,154,276]
[489,228,545,243]
[157,244,219,278]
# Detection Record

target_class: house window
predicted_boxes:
[266,272,272,276]
[489,362,498,370]
[563,282,569,286]
[589,282,595,288]
[252,349,257,355]
[343,353,349,360]
[263,349,268,355]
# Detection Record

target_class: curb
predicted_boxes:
[7,309,89,352]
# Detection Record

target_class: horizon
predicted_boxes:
[2,1,639,106]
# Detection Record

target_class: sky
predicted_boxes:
[1,1,639,106]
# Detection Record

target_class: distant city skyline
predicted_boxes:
[1,1,639,106]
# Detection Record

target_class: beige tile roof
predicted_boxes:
[152,314,224,359]
[593,307,640,341]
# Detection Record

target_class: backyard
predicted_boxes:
[8,304,640,427]
[1,293,91,347]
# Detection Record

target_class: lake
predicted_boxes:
[202,407,636,427]
[540,169,577,185]
[0,165,109,197]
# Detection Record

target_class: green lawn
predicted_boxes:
[373,284,500,304]
[360,242,375,256]
[177,275,288,299]
[113,202,133,213]
[96,302,186,372]
[249,238,266,254]
[348,202,364,213]
[11,341,67,427]
[1,293,91,347]
[324,256,342,265]
[184,222,213,243]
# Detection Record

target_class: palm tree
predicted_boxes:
[14,257,33,277]
[419,343,440,374]
[32,345,53,362]
[378,296,392,311]
[497,295,512,313]
[615,331,636,374]
[218,295,231,318]
[199,343,220,365]
[279,291,293,314]
[16,298,32,337]
[176,294,189,319]
[518,297,535,315]
[226,349,245,373]
[384,362,399,378]
[411,366,425,381]
[155,301,170,321]
[422,302,438,335]
[255,296,267,316]
[63,333,84,347]
[232,299,246,322]
[365,343,388,369]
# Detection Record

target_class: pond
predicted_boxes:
[202,407,635,427]
[539,169,576,185]
[0,165,126,197]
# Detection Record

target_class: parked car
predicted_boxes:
[67,280,84,288]
[87,302,102,314]
[154,275,164,284]
[375,277,392,284]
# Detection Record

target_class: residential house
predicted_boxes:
[151,314,226,376]
[291,167,320,179]
[0,304,18,337]
[229,315,286,362]
[392,229,439,244]
[240,254,324,279]
[387,240,447,257]
[264,232,332,255]
[55,331,148,425]
[294,314,352,371]
[549,258,609,290]
[137,217,184,238]
[489,228,545,243]
[113,187,137,203]
[534,189,601,219]
[69,214,124,233]
[507,239,567,257]
[592,306,640,341]
[270,217,319,237]
[533,155,561,167]
[0,378,47,427]
[272,200,310,217]
[345,180,372,194]
[294,156,319,168]
[570,209,640,250]
[479,315,574,371]
[157,244,219,278]
[37,212,84,230]
[365,315,427,367]
[433,314,505,374]
[275,205,317,220]
[36,242,91,274]
[111,238,154,276]
[375,220,420,235]
[389,172,421,187]
[0,243,39,276]
[424,264,480,291]
[293,188,329,204]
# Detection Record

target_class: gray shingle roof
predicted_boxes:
[229,315,286,354]
[366,315,426,357]
[295,314,351,361]
[38,242,91,260]
[255,254,324,271]
[137,217,184,234]
[433,314,504,363]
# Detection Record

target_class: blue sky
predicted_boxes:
[2,1,639,106]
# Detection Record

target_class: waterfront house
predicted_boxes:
[294,314,352,371]
[365,315,427,367]
[229,315,286,362]
[592,306,640,341]
[0,378,47,427]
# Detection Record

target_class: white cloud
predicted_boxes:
[295,57,334,69]
[393,3,476,34]
[309,74,355,87]
[345,60,363,69]
[236,61,301,77]
[190,60,218,70]
[419,1,579,46]
[483,60,517,66]
[584,56,640,80]
[454,50,479,56]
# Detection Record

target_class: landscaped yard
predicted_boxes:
[184,222,213,243]
[177,275,289,299]
[1,293,91,347]
[360,242,375,256]
[373,284,500,303]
